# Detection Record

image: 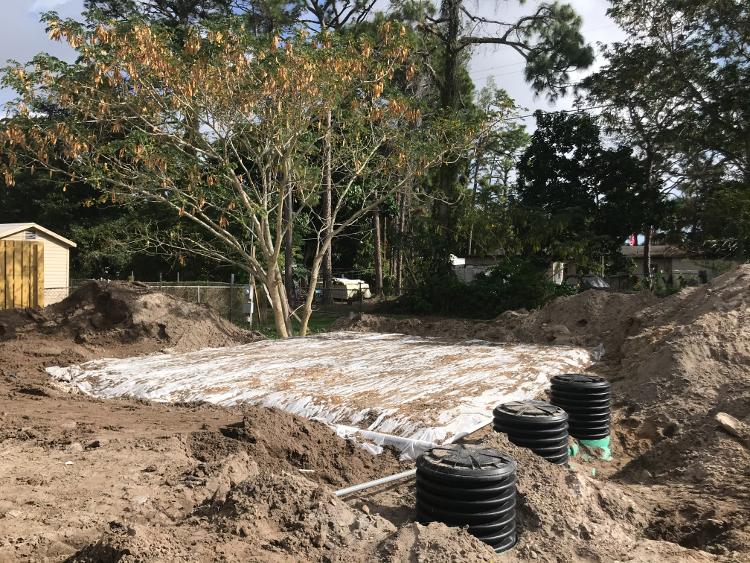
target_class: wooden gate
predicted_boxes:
[0,240,44,309]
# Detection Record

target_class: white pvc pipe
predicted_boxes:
[334,417,494,497]
[334,424,439,454]
[334,468,417,497]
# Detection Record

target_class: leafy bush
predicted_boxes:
[395,258,574,319]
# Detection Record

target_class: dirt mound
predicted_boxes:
[605,268,750,550]
[496,289,657,354]
[65,521,197,562]
[189,406,406,488]
[209,471,394,559]
[333,289,656,354]
[378,522,496,562]
[0,280,258,352]
[616,265,750,414]
[0,281,261,393]
[475,432,708,562]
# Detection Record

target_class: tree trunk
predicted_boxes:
[267,271,289,338]
[643,225,653,288]
[298,244,327,336]
[388,193,404,282]
[383,215,388,281]
[433,0,462,247]
[373,206,383,297]
[322,108,334,305]
[468,145,481,256]
[395,188,408,295]
[284,186,294,306]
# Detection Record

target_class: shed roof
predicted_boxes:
[0,223,77,248]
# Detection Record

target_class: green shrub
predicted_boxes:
[395,258,573,319]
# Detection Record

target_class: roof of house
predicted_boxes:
[0,223,77,248]
[621,244,688,259]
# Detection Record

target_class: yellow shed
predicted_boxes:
[0,223,76,306]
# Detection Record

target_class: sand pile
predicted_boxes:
[475,433,714,562]
[333,289,656,353]
[0,280,257,352]
[0,281,261,393]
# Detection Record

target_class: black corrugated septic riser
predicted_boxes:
[549,374,611,440]
[416,446,517,553]
[493,401,570,465]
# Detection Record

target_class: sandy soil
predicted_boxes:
[0,271,749,562]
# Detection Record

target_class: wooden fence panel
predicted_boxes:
[22,241,31,307]
[12,243,22,307]
[35,243,45,308]
[0,241,6,308]
[0,240,44,309]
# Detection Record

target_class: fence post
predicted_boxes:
[197,285,201,304]
[229,273,235,322]
[159,272,162,290]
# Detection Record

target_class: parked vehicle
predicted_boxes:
[564,275,610,290]
[316,277,372,301]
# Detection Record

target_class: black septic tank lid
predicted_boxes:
[417,445,516,480]
[551,373,611,389]
[493,400,568,425]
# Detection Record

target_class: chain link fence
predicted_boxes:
[44,286,80,306]
[45,279,254,324]
[141,282,250,323]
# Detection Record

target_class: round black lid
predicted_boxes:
[493,400,568,424]
[417,445,516,480]
[551,373,610,389]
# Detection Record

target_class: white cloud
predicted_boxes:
[468,0,625,129]
[31,0,79,10]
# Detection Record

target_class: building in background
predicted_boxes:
[620,245,731,284]
[0,223,76,306]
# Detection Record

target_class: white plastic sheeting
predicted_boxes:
[47,332,593,446]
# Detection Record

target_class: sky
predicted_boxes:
[0,0,625,127]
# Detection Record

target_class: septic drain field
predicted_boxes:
[46,332,593,447]
[0,270,749,561]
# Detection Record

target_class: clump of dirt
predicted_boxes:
[65,521,197,563]
[209,471,394,557]
[478,433,651,562]
[189,406,405,489]
[378,522,496,562]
